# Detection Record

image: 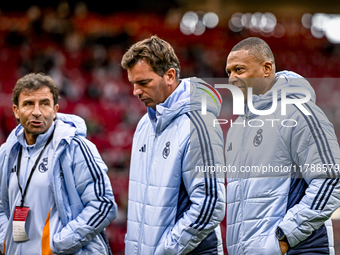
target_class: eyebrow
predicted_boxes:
[40,98,51,103]
[225,64,235,72]
[227,63,244,69]
[130,79,152,85]
[22,98,51,103]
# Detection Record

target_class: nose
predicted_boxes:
[32,103,42,117]
[133,84,143,97]
[228,73,238,85]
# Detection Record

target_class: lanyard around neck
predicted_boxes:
[16,127,55,208]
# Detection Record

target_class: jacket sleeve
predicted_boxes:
[52,136,117,254]
[0,144,9,254]
[0,200,8,254]
[160,112,226,254]
[278,102,340,248]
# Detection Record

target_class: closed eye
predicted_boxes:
[135,79,152,87]
[130,79,151,87]
[23,101,33,106]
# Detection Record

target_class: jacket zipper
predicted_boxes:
[137,130,158,254]
[239,110,248,253]
[20,151,31,255]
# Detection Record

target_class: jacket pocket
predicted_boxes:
[73,235,108,255]
[154,227,172,255]
[243,234,282,255]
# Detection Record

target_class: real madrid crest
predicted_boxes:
[38,157,48,173]
[253,129,263,147]
[162,141,170,159]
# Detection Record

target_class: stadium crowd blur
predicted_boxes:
[0,2,339,254]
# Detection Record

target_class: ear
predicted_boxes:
[12,105,19,120]
[164,68,177,85]
[53,104,59,119]
[263,61,273,77]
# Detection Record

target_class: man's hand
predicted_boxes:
[279,240,289,254]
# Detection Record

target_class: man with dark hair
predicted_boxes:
[226,37,276,98]
[230,37,275,66]
[0,73,117,254]
[225,37,340,254]
[121,35,181,81]
[121,35,226,254]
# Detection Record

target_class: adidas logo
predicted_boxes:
[227,142,232,152]
[139,144,146,152]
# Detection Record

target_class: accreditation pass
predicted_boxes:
[13,206,29,242]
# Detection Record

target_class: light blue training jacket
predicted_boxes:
[125,78,226,255]
[0,113,117,254]
[225,71,340,255]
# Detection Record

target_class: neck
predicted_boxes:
[155,79,181,110]
[169,79,180,94]
[267,77,276,91]
[25,134,37,145]
[261,76,276,95]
